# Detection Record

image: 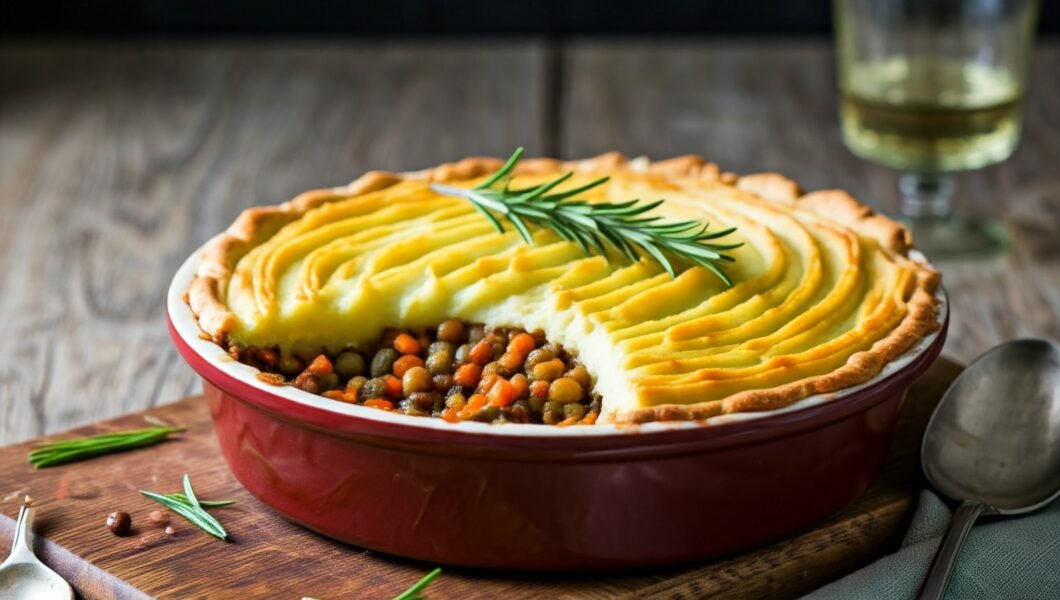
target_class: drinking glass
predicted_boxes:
[834,0,1039,258]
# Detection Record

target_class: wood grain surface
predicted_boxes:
[0,359,963,600]
[0,39,1056,446]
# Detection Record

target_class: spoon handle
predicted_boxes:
[918,500,985,600]
[6,505,36,563]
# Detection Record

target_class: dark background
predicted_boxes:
[4,0,1059,36]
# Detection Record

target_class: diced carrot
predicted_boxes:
[453,363,483,387]
[322,390,345,401]
[510,374,529,399]
[506,332,535,361]
[488,378,514,407]
[469,340,494,365]
[442,407,461,423]
[392,354,424,377]
[479,373,498,394]
[384,375,403,398]
[392,333,421,355]
[364,398,395,410]
[530,380,550,398]
[307,354,333,375]
[459,393,489,419]
[582,412,599,425]
[341,392,359,403]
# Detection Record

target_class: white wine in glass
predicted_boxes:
[834,0,1039,258]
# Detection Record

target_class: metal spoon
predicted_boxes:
[0,505,74,599]
[918,338,1060,600]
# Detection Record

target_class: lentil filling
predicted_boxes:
[235,321,601,425]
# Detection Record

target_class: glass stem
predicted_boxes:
[899,172,955,220]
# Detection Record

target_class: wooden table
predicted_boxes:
[0,37,1057,444]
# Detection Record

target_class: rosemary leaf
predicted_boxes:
[393,567,442,600]
[141,475,233,541]
[431,148,741,284]
[28,426,185,468]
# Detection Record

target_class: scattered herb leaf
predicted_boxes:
[141,474,233,541]
[393,567,442,600]
[28,426,185,468]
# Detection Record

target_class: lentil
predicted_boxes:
[432,373,454,392]
[532,359,566,382]
[333,350,366,378]
[346,375,368,394]
[402,366,433,396]
[360,377,387,399]
[437,320,465,344]
[370,348,400,377]
[425,349,453,375]
[454,343,472,364]
[567,364,592,391]
[277,355,304,375]
[549,377,584,404]
[318,372,340,392]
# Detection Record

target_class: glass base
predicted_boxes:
[902,214,1009,260]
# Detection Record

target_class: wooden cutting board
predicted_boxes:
[0,358,962,600]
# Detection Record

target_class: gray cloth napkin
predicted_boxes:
[804,491,1060,600]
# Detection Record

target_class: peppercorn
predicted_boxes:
[149,510,169,526]
[107,511,131,535]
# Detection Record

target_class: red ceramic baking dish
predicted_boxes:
[167,246,948,571]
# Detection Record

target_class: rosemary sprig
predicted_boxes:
[393,567,442,600]
[430,147,742,284]
[28,426,185,468]
[141,474,234,541]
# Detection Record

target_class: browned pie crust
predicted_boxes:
[186,154,941,424]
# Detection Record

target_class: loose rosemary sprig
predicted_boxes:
[28,425,185,468]
[393,567,442,600]
[430,147,742,284]
[141,474,234,541]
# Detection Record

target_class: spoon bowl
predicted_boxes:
[0,506,74,600]
[918,338,1060,600]
[922,338,1060,512]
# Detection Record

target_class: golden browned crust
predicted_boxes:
[186,153,941,423]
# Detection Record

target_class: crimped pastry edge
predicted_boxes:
[185,153,941,424]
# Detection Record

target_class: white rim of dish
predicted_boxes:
[168,243,947,438]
